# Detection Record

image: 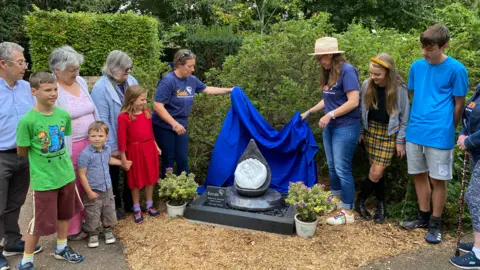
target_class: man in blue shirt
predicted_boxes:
[0,42,41,269]
[400,25,469,244]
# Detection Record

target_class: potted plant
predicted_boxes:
[285,182,333,238]
[158,169,199,217]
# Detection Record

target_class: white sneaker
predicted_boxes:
[104,228,116,245]
[88,235,99,248]
[326,210,355,225]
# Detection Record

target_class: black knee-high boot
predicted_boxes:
[355,177,375,219]
[374,177,386,223]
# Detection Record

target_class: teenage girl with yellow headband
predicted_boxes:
[355,53,410,223]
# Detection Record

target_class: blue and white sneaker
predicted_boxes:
[450,252,480,269]
[17,262,33,270]
[0,254,9,270]
[3,241,42,257]
[53,246,84,263]
[460,243,475,253]
[425,220,442,244]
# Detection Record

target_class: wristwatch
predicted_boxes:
[328,111,335,119]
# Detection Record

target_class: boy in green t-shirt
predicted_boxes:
[16,71,84,269]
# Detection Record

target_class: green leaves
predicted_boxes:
[158,171,199,206]
[285,182,333,222]
[186,25,242,81]
[25,9,169,96]
[25,10,163,77]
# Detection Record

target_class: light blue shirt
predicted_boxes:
[90,75,138,151]
[77,144,113,192]
[0,78,35,150]
[406,57,469,149]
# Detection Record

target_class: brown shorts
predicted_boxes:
[28,181,84,236]
[83,187,117,235]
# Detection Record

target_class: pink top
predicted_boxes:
[63,89,95,142]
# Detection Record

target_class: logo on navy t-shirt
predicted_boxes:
[176,86,194,98]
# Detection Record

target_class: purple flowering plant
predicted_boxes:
[285,182,333,222]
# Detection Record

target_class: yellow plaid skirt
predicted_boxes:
[364,120,396,166]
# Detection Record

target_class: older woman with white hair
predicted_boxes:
[49,45,100,240]
[91,50,137,219]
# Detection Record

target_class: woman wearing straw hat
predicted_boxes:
[355,53,410,224]
[301,37,361,225]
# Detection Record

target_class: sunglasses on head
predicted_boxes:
[182,50,195,57]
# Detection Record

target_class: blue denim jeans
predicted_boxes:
[322,122,360,210]
[153,125,189,179]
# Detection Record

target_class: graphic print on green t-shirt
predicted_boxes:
[16,107,75,191]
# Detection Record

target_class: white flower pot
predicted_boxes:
[294,214,318,238]
[166,201,187,217]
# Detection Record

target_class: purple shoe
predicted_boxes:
[146,207,160,217]
[134,211,144,224]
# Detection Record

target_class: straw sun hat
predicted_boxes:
[308,37,345,56]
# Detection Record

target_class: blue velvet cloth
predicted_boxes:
[198,87,318,194]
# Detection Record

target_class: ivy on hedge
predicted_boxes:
[25,7,163,77]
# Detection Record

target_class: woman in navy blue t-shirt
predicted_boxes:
[451,83,480,268]
[302,37,361,225]
[152,49,232,178]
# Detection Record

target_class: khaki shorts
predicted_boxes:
[28,181,84,236]
[406,142,453,180]
[83,187,117,235]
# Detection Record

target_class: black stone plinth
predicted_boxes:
[226,186,282,211]
[184,192,295,235]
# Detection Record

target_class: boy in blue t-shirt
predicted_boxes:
[400,24,469,244]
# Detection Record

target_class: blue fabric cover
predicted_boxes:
[198,87,318,194]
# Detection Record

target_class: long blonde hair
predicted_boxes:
[319,54,347,87]
[121,85,151,120]
[364,53,405,115]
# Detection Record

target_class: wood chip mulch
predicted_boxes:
[115,206,453,270]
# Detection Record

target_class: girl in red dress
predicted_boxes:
[118,85,161,224]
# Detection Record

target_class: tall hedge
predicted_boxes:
[25,8,165,84]
[185,25,242,81]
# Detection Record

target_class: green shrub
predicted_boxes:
[25,8,163,78]
[187,94,231,184]
[158,170,199,206]
[435,3,480,85]
[186,25,242,81]
[209,13,334,127]
[336,24,421,81]
[285,182,334,222]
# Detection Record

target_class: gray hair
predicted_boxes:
[49,45,84,73]
[101,50,133,77]
[0,42,24,61]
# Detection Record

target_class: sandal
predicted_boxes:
[67,231,88,241]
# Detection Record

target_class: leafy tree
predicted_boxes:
[0,0,30,43]
[30,0,124,12]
